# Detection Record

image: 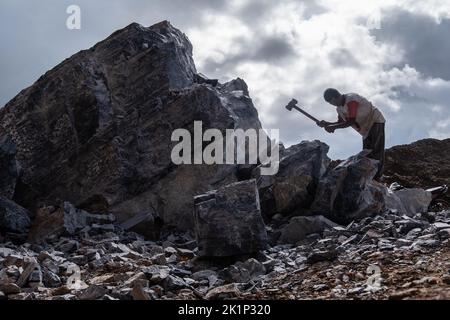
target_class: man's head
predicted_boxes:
[324,88,343,106]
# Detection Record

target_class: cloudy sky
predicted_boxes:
[1,0,450,159]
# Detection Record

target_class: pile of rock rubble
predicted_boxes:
[1,207,448,300]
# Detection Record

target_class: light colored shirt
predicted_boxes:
[336,93,385,139]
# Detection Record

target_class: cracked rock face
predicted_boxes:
[311,151,387,224]
[0,21,262,231]
[254,140,330,218]
[193,180,268,257]
[0,133,19,200]
[0,197,30,235]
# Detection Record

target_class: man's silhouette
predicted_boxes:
[320,88,386,181]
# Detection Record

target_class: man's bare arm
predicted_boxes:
[318,116,345,128]
[318,120,338,127]
[325,118,357,133]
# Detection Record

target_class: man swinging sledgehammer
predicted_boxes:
[320,88,386,181]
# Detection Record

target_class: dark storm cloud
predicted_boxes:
[201,34,296,76]
[301,1,328,20]
[329,49,361,68]
[238,0,270,17]
[254,36,297,61]
[372,8,450,81]
[236,0,327,25]
[198,0,326,77]
[236,0,278,25]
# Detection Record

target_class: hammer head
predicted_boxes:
[285,99,298,111]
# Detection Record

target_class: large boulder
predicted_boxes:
[253,140,330,218]
[311,151,385,224]
[193,180,268,257]
[0,133,19,199]
[0,197,31,235]
[0,21,262,231]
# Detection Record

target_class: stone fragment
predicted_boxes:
[194,180,268,257]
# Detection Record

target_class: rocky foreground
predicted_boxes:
[1,21,449,300]
[0,208,449,300]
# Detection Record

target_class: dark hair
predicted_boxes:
[323,88,341,102]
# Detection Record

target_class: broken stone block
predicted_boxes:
[204,283,241,300]
[78,285,107,300]
[28,268,44,288]
[1,266,20,282]
[0,282,21,295]
[395,218,427,234]
[164,246,177,255]
[433,222,450,231]
[191,270,218,282]
[278,215,339,245]
[142,265,170,284]
[131,279,155,300]
[437,228,450,239]
[51,294,77,301]
[307,249,338,264]
[193,180,268,257]
[254,140,330,217]
[384,188,432,216]
[16,258,40,287]
[170,268,191,278]
[0,247,13,257]
[0,197,31,235]
[4,254,24,267]
[63,202,115,234]
[27,202,116,243]
[177,248,195,259]
[219,258,266,283]
[119,211,161,240]
[56,240,80,254]
[162,275,187,291]
[311,151,385,224]
[151,253,167,265]
[42,269,62,288]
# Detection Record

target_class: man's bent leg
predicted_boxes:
[363,123,385,180]
[373,123,385,180]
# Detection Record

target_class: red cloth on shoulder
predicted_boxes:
[346,101,359,119]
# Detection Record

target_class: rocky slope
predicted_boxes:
[384,138,450,204]
[1,21,449,300]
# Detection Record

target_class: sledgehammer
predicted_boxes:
[285,99,321,126]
